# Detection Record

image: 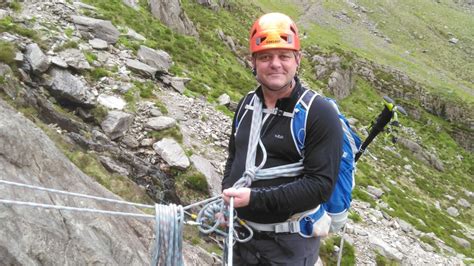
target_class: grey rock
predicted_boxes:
[190,155,220,196]
[327,69,354,100]
[153,138,190,169]
[100,111,134,140]
[397,219,413,233]
[89,38,109,50]
[25,43,51,73]
[125,28,146,41]
[126,59,157,78]
[0,99,152,265]
[137,45,172,72]
[369,234,404,261]
[162,75,190,94]
[149,0,198,37]
[121,135,139,148]
[71,15,120,44]
[398,137,423,153]
[97,94,126,110]
[0,63,20,99]
[446,206,459,217]
[217,93,231,106]
[449,37,459,44]
[140,138,155,147]
[14,52,23,62]
[49,68,96,107]
[451,235,471,249]
[99,156,130,176]
[457,198,471,208]
[145,116,176,130]
[0,9,8,20]
[51,56,69,68]
[367,185,384,198]
[59,49,91,71]
[150,108,162,117]
[122,0,140,10]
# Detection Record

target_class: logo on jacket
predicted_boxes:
[274,134,284,139]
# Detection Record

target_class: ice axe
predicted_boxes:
[354,96,407,162]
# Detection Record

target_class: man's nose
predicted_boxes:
[269,56,282,68]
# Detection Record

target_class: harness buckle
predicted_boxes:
[275,221,300,234]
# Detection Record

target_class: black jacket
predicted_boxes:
[222,78,343,224]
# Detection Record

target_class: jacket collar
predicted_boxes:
[255,76,305,112]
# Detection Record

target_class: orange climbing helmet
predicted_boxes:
[249,12,300,54]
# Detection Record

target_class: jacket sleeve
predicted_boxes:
[249,97,343,214]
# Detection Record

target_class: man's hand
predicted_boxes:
[222,187,251,208]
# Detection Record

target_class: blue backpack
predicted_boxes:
[292,90,361,232]
[235,88,361,233]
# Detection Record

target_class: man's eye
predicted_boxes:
[280,55,292,60]
[258,55,271,61]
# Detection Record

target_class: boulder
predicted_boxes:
[97,94,126,110]
[51,56,69,68]
[25,43,50,73]
[190,155,221,196]
[457,198,471,208]
[124,28,146,41]
[446,206,459,217]
[162,75,190,94]
[71,15,120,44]
[367,185,384,199]
[451,235,471,249]
[100,111,134,140]
[48,68,96,107]
[99,155,130,176]
[217,93,231,106]
[153,138,190,169]
[137,45,172,72]
[149,0,198,37]
[327,69,354,100]
[89,38,109,50]
[125,59,157,78]
[145,116,176,130]
[58,49,92,71]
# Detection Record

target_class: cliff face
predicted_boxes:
[0,99,153,265]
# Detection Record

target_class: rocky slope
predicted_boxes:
[0,0,471,265]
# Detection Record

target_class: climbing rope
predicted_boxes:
[0,179,187,265]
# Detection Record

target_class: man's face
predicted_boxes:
[253,49,300,91]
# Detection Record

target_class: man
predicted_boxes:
[221,13,343,265]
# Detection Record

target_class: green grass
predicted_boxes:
[148,126,183,144]
[0,17,41,44]
[83,51,98,64]
[53,40,79,52]
[375,251,399,266]
[320,236,356,265]
[88,67,111,81]
[0,40,16,67]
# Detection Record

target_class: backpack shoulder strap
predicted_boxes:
[291,89,320,156]
[235,91,256,132]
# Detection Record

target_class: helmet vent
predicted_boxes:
[251,29,257,38]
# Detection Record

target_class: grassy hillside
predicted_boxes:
[10,0,470,260]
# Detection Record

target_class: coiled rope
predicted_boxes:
[0,179,184,265]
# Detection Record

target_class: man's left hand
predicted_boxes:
[222,187,251,208]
